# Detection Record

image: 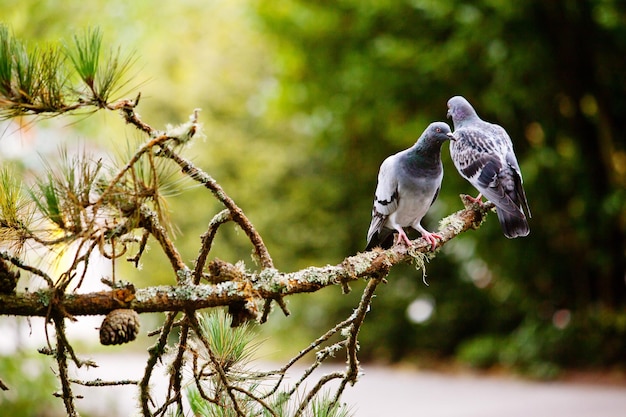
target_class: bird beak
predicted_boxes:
[446,132,456,141]
[446,108,452,119]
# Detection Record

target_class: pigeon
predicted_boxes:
[366,122,452,251]
[446,95,531,238]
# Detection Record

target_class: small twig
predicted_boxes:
[194,209,232,283]
[260,295,291,324]
[259,315,355,399]
[138,205,187,274]
[153,394,182,417]
[331,276,381,406]
[113,93,154,135]
[294,372,344,417]
[147,317,186,337]
[286,342,346,398]
[191,354,221,406]
[260,299,273,324]
[97,135,169,205]
[230,385,280,417]
[0,251,54,287]
[53,316,78,417]
[165,313,191,415]
[140,311,178,416]
[127,229,150,267]
[72,239,99,290]
[55,322,98,369]
[69,378,138,386]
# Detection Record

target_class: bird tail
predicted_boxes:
[496,207,530,238]
[365,229,395,250]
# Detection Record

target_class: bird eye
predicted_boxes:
[435,127,441,133]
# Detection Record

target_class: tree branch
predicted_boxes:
[0,199,493,318]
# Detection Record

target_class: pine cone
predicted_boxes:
[99,309,141,345]
[0,259,19,295]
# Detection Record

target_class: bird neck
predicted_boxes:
[406,142,442,167]
[455,114,479,129]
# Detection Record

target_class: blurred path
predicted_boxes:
[74,355,626,417]
[340,365,626,417]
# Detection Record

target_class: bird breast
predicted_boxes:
[386,175,440,228]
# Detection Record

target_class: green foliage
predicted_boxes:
[308,396,353,417]
[0,23,135,117]
[66,27,135,105]
[0,167,29,230]
[32,173,65,228]
[27,149,104,233]
[0,351,64,416]
[195,309,259,371]
[187,385,354,417]
[457,308,626,379]
[0,25,13,93]
[456,334,503,369]
[67,28,103,89]
[0,25,67,114]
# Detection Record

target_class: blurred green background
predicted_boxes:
[2,0,625,387]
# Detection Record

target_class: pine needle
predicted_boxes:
[0,167,25,228]
[66,27,102,90]
[195,309,259,373]
[65,27,136,106]
[0,25,16,98]
[0,23,137,118]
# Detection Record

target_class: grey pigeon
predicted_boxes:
[446,96,531,238]
[366,122,452,251]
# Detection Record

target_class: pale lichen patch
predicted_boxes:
[407,245,433,286]
[439,212,466,234]
[345,251,380,278]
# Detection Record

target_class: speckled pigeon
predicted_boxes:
[446,96,531,238]
[366,122,452,251]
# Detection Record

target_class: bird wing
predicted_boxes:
[452,128,522,216]
[373,155,400,215]
[494,125,532,219]
[429,185,441,208]
[494,124,531,218]
[366,155,399,245]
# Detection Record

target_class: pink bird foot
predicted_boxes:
[394,229,413,246]
[467,193,483,204]
[421,231,442,251]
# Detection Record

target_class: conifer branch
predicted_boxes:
[0,199,493,318]
[0,25,135,119]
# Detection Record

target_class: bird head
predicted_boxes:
[424,122,453,144]
[447,96,477,126]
